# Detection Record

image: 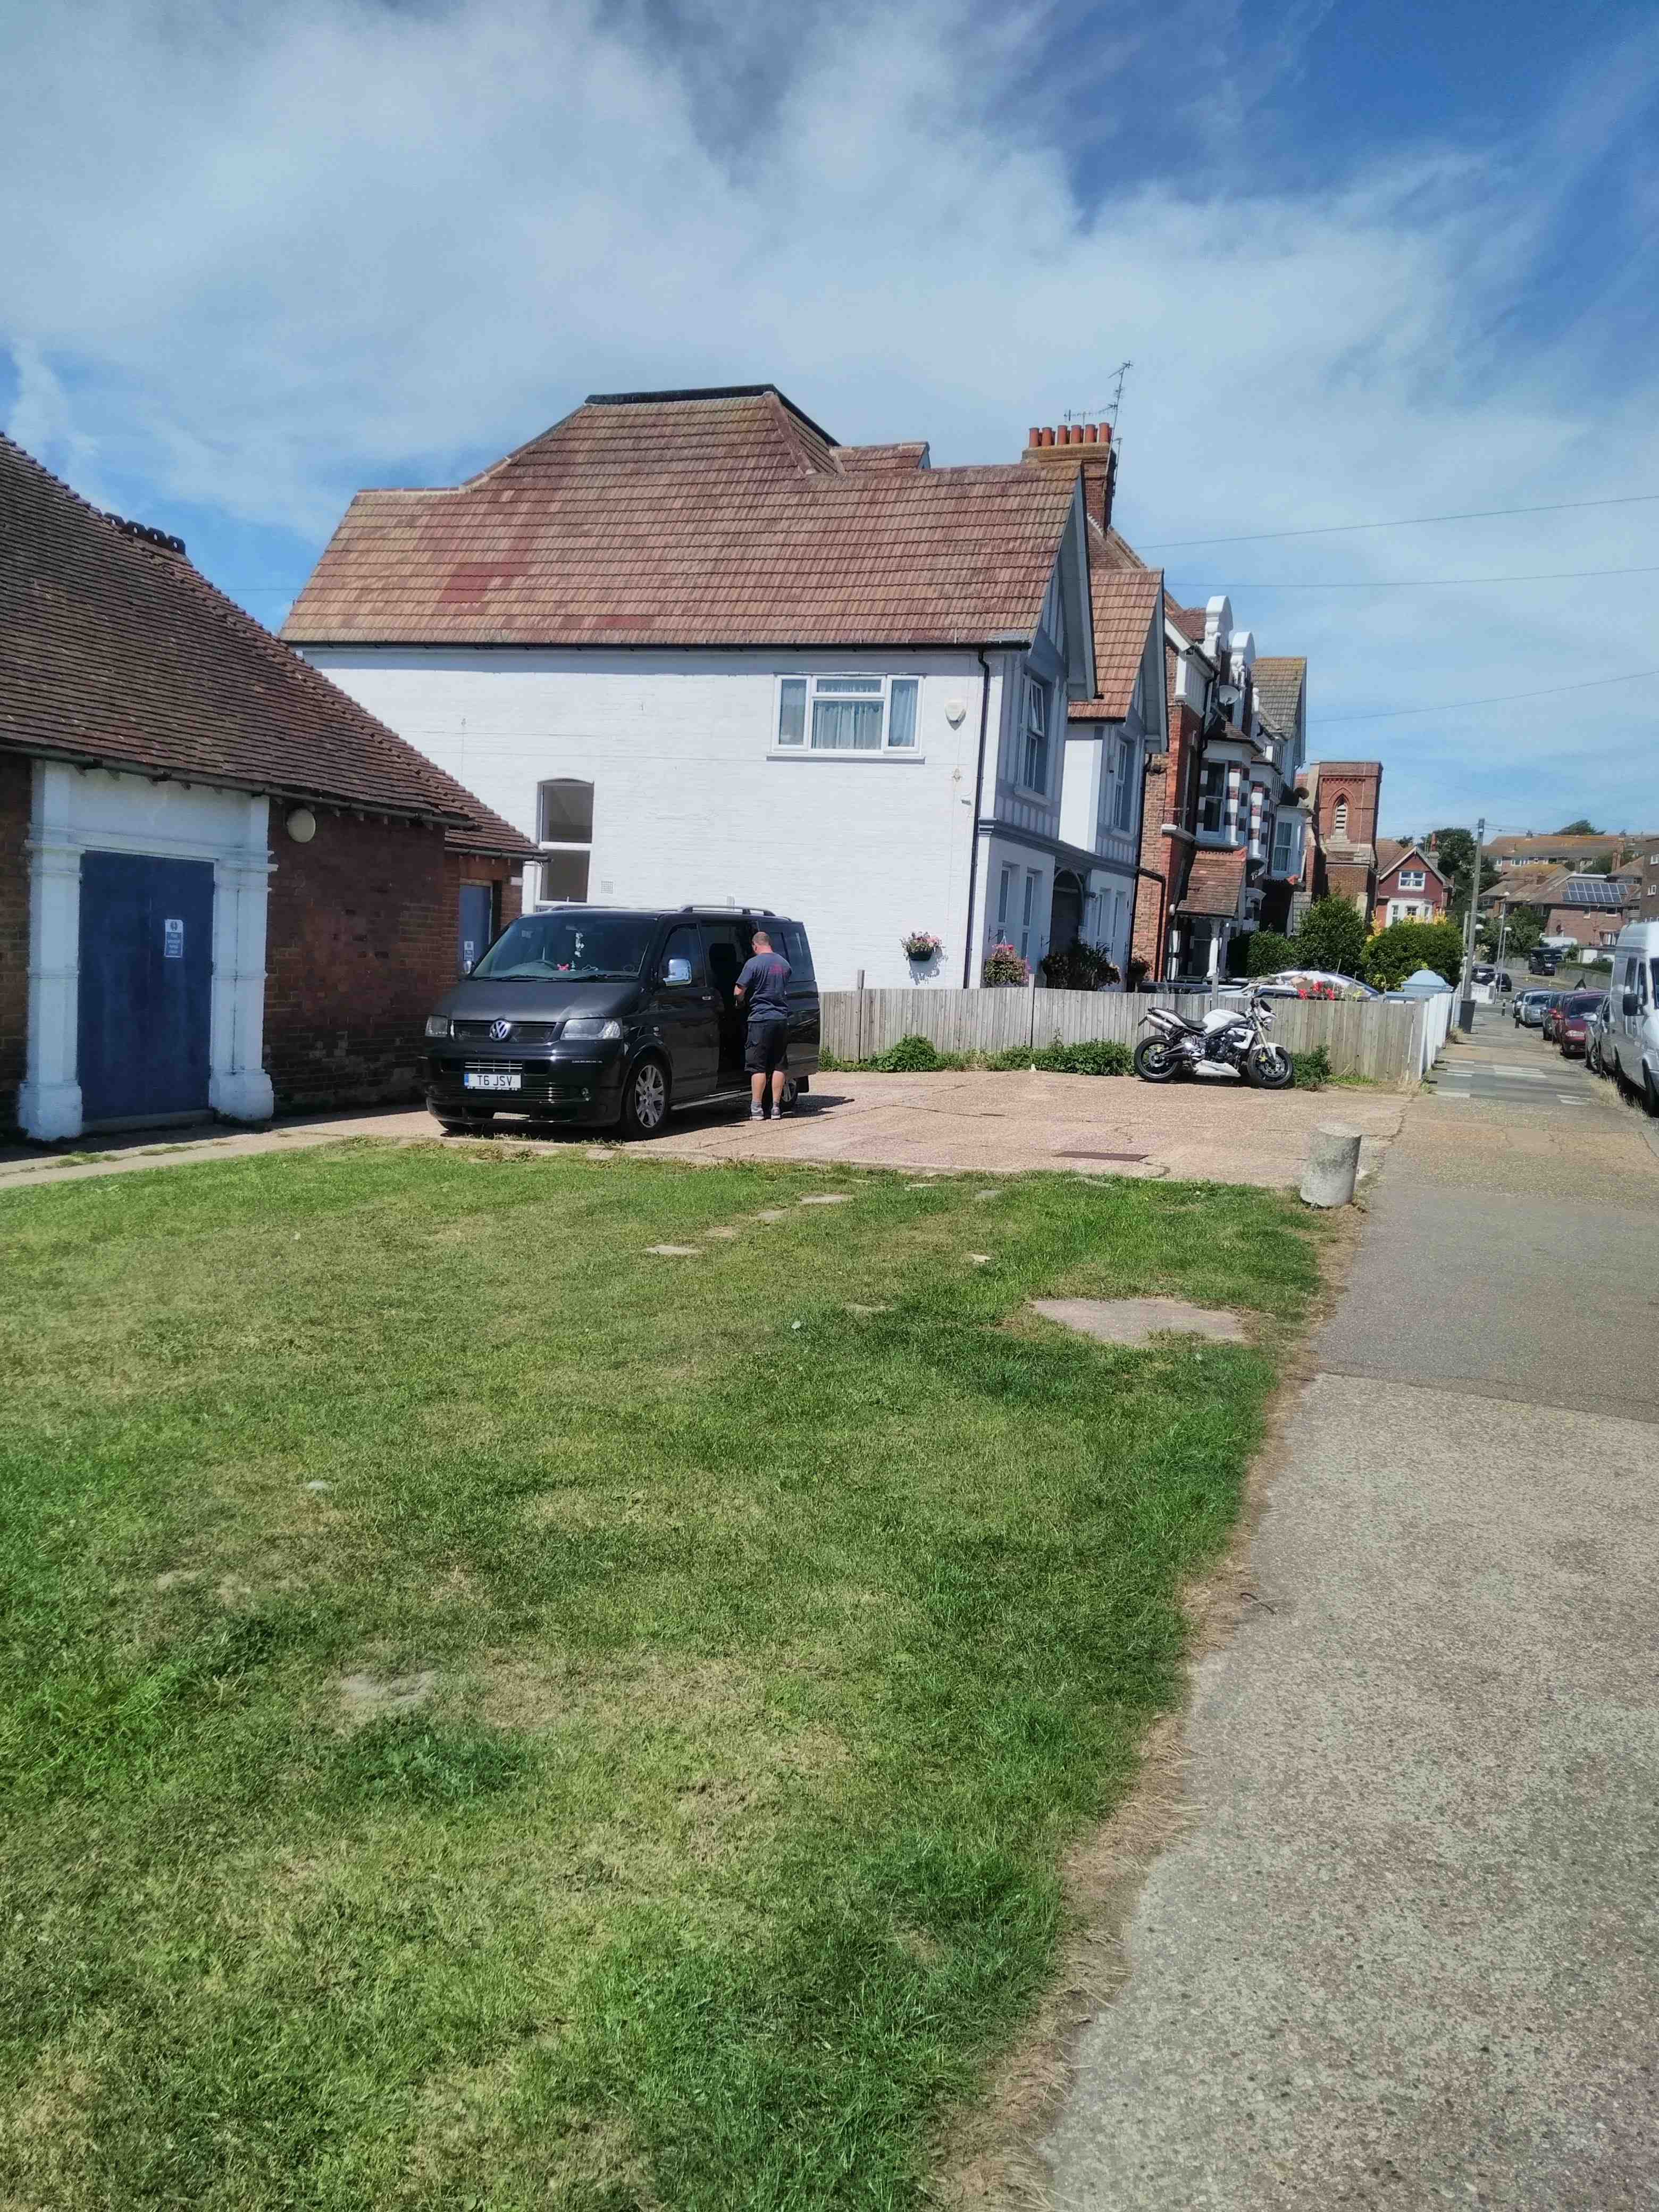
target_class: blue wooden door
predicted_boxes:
[458,882,495,975]
[79,851,215,1123]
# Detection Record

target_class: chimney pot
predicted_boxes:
[1027,426,1041,448]
[1068,424,1082,443]
[1081,422,1097,443]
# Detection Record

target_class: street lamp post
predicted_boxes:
[1459,816,1486,1033]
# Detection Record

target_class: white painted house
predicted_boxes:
[284,387,1166,990]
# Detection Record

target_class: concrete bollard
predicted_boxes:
[1300,1122,1362,1208]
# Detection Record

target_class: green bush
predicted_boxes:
[1289,1045,1330,1090]
[1038,941,1120,991]
[872,1033,966,1073]
[1243,930,1294,979]
[1363,918,1465,990]
[1292,896,1369,977]
[1032,1037,1133,1076]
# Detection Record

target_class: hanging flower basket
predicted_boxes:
[901,930,944,964]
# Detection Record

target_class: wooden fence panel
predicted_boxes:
[820,988,1434,1085]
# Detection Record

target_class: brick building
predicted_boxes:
[1109,580,1308,982]
[1,434,532,1139]
[1296,759,1383,916]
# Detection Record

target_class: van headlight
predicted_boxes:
[424,1016,450,1039]
[562,1018,623,1040]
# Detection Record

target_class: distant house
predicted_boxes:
[1,435,532,1141]
[282,386,1167,990]
[1480,867,1639,953]
[1373,840,1448,927]
[1487,831,1651,874]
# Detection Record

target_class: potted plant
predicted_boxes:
[1038,941,1121,992]
[901,929,944,973]
[982,941,1030,987]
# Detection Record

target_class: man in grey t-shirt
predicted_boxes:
[733,929,793,1120]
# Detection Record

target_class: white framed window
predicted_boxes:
[1270,811,1302,877]
[1112,736,1135,832]
[774,674,920,752]
[996,864,1014,937]
[536,779,594,903]
[1020,677,1050,792]
[1398,868,1425,890]
[1197,760,1226,835]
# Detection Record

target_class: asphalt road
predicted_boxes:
[1044,1006,1659,2209]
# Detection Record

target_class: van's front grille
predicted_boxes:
[450,1019,563,1044]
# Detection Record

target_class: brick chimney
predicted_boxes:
[1022,422,1116,534]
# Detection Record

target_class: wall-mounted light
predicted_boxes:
[286,807,317,844]
[944,699,968,727]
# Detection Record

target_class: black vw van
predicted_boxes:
[423,906,820,1137]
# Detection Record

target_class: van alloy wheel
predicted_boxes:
[621,1056,670,1138]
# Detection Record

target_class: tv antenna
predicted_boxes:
[1060,361,1133,439]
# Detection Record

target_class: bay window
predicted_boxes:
[1198,760,1226,835]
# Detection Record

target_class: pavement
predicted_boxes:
[0,1066,1408,1195]
[1043,1005,1659,2209]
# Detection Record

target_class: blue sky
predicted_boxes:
[3,0,1656,837]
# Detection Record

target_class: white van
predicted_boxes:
[1605,920,1659,1109]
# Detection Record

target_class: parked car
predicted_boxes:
[1513,988,1551,1027]
[1557,993,1605,1059]
[1585,997,1616,1076]
[1527,950,1559,977]
[1542,993,1574,1043]
[422,905,820,1137]
[1253,969,1381,1001]
[1602,919,1659,1111]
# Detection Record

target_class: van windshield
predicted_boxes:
[471,914,654,982]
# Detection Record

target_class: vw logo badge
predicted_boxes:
[489,1019,513,1041]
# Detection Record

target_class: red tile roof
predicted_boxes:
[1,434,534,858]
[1165,596,1206,643]
[1069,565,1164,720]
[283,388,1078,650]
[1176,845,1247,916]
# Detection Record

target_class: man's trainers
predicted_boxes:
[750,1103,766,1120]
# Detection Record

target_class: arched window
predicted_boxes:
[537,779,594,902]
[1332,795,1349,837]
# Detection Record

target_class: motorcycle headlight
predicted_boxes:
[561,1017,623,1040]
[1256,1007,1273,1027]
[424,1016,450,1040]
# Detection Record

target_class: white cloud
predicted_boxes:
[2,0,1656,830]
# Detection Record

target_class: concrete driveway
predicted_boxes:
[0,1068,1406,1194]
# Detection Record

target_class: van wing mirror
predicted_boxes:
[1623,991,1639,1017]
[664,957,693,986]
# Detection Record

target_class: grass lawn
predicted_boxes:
[0,1141,1324,2210]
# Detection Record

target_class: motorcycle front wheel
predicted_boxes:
[1246,1044,1294,1089]
[1133,1036,1183,1083]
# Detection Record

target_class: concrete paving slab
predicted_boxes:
[1044,1373,1659,2212]
[1031,1296,1249,1347]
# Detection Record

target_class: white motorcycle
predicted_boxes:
[1133,990,1293,1088]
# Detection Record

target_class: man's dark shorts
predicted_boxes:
[744,1017,789,1075]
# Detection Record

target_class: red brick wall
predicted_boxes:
[0,752,31,1131]
[1314,762,1381,849]
[1130,697,1204,980]
[1130,753,1170,976]
[264,817,523,1110]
